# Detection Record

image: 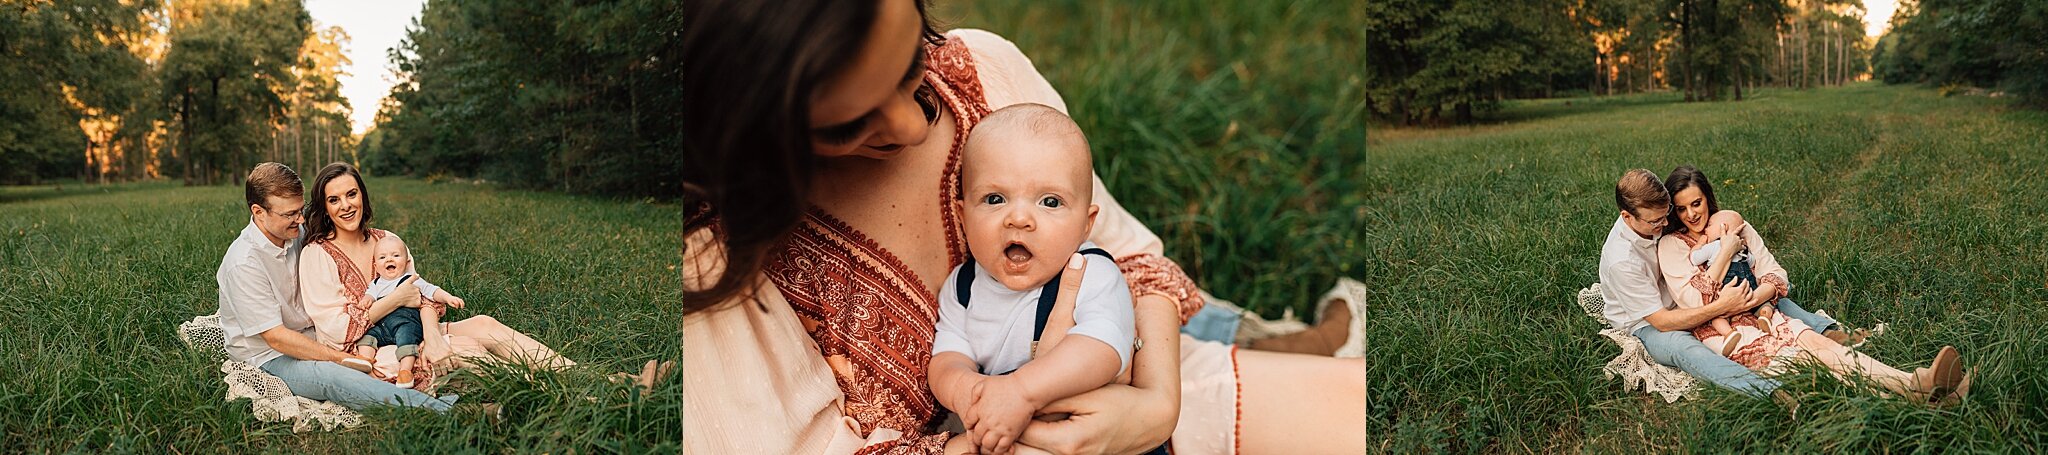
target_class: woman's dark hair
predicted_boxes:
[682,0,944,314]
[1663,165,1718,235]
[303,162,374,243]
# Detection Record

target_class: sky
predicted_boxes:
[299,0,1900,137]
[1863,0,1898,38]
[304,0,425,136]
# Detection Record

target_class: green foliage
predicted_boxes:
[1366,0,1590,125]
[0,0,160,184]
[0,179,681,451]
[155,0,310,185]
[936,0,1365,318]
[1877,0,2048,107]
[1368,83,2048,451]
[365,0,683,199]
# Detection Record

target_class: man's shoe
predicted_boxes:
[1824,328,1870,348]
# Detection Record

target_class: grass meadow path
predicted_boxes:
[1366,83,2048,452]
[0,179,680,452]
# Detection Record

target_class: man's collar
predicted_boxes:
[1613,216,1661,249]
[243,220,290,258]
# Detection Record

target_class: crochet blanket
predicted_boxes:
[177,314,364,432]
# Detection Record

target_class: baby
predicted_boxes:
[928,104,1145,455]
[1689,210,1775,355]
[355,235,465,388]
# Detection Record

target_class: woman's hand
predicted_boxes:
[1720,222,1747,252]
[1713,280,1760,318]
[395,282,424,308]
[1015,294,1181,455]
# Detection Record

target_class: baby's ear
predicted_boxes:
[1083,204,1100,236]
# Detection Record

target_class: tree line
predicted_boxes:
[1873,0,2048,106]
[1367,0,1875,126]
[359,0,682,199]
[1,0,351,186]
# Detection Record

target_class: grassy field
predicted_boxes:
[0,178,680,452]
[937,0,1367,317]
[1365,83,2048,452]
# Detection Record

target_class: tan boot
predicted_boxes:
[1246,303,1349,356]
[1824,328,1870,348]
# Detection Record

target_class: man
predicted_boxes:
[215,162,452,411]
[1598,169,1858,397]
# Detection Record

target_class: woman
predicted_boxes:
[1656,165,1970,405]
[682,0,1366,454]
[298,163,573,392]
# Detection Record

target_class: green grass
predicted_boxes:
[937,0,1366,317]
[0,178,680,452]
[1365,83,2048,452]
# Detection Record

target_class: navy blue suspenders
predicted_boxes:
[956,247,1115,366]
[949,247,1172,455]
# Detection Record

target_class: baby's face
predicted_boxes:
[962,138,1096,291]
[374,239,411,281]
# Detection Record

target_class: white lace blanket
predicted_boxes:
[177,314,364,432]
[1577,284,1699,403]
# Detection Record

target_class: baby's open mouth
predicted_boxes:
[383,263,399,273]
[1003,241,1034,268]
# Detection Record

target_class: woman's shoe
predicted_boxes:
[1930,346,1963,392]
[1323,278,1367,358]
[1824,327,1870,348]
[1243,278,1366,358]
[1908,347,1964,406]
[1944,370,1974,406]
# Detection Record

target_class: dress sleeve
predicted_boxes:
[683,228,952,455]
[956,28,1068,114]
[1657,236,1710,310]
[1739,224,1791,300]
[297,245,357,347]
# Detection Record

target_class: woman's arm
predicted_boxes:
[1015,294,1180,455]
[1739,224,1791,302]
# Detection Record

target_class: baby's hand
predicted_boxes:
[444,294,466,309]
[968,375,1037,455]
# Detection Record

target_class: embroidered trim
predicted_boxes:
[1231,346,1242,455]
[1116,253,1207,326]
[763,37,990,450]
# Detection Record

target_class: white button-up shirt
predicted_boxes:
[215,221,315,366]
[1599,216,1672,334]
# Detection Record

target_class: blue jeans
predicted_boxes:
[360,307,424,359]
[1773,297,1839,334]
[1180,303,1242,345]
[1631,297,1840,398]
[260,355,454,412]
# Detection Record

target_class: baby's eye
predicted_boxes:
[1039,196,1062,208]
[983,194,1005,205]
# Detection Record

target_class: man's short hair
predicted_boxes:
[246,162,303,209]
[1614,168,1668,214]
